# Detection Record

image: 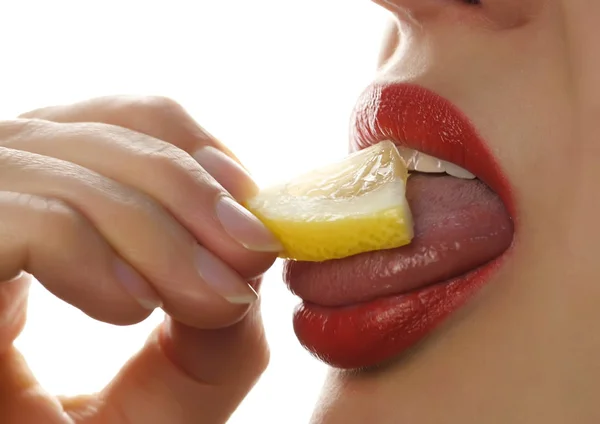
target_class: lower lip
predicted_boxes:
[292,253,507,369]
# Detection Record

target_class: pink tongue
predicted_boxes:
[408,173,512,247]
[285,174,514,307]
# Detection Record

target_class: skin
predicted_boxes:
[312,0,600,423]
[1,0,599,423]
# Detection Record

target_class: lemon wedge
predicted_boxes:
[245,141,414,262]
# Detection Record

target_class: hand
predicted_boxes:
[0,96,281,423]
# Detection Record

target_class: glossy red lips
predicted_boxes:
[284,83,515,369]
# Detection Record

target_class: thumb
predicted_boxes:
[79,282,269,424]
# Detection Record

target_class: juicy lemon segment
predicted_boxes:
[245,141,414,262]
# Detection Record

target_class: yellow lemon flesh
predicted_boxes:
[245,141,414,262]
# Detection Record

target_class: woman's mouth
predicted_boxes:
[283,83,515,369]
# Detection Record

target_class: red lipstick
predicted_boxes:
[284,83,515,369]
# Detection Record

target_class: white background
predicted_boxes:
[2,1,390,422]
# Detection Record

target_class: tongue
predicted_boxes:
[405,173,513,277]
[285,174,514,307]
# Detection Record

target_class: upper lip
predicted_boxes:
[349,82,515,217]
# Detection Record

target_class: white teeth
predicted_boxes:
[414,152,446,173]
[442,160,476,180]
[393,143,476,180]
[397,147,445,173]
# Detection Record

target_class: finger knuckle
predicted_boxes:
[144,95,183,114]
[126,95,185,123]
[0,120,25,139]
[0,118,45,143]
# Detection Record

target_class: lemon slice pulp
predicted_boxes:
[245,141,414,262]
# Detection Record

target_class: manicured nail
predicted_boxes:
[193,146,259,200]
[114,259,163,310]
[195,244,258,304]
[215,195,282,252]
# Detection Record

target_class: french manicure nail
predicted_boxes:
[114,259,163,310]
[215,195,283,252]
[195,244,258,304]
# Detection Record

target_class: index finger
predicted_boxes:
[16,98,281,280]
[19,95,238,161]
[19,96,254,202]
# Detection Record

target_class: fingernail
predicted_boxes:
[215,195,282,252]
[193,146,258,200]
[114,259,163,310]
[195,244,258,304]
